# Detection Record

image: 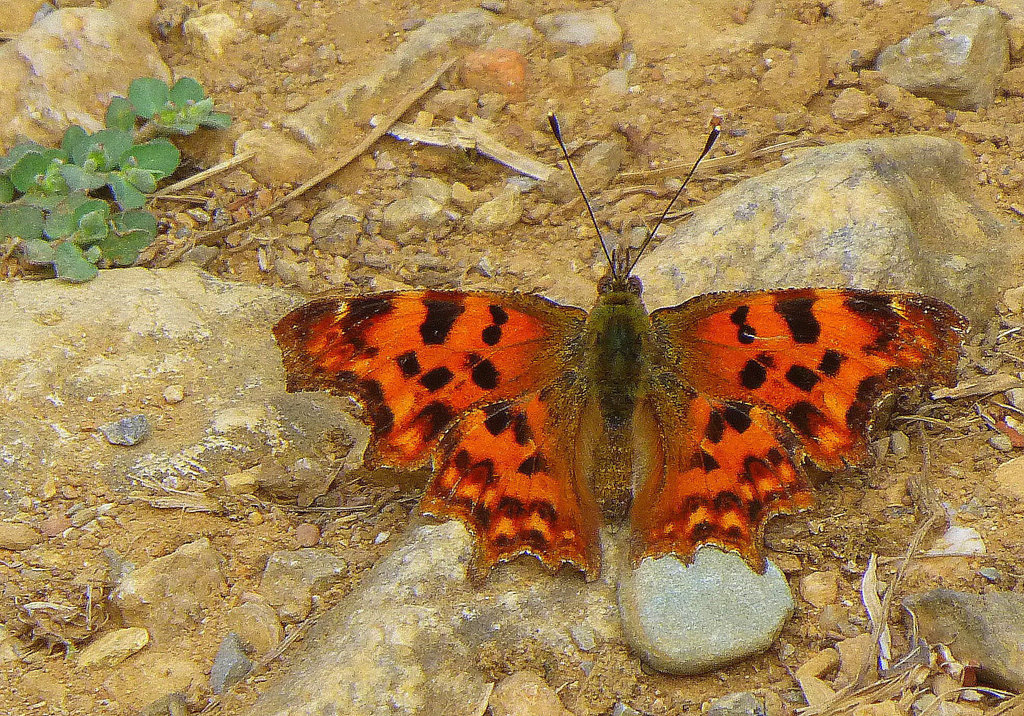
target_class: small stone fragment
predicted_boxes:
[461,48,527,98]
[831,87,874,123]
[889,430,910,457]
[876,6,1009,110]
[234,129,317,185]
[424,88,478,119]
[162,384,185,404]
[258,549,348,623]
[570,623,597,652]
[799,571,840,608]
[469,188,522,231]
[222,469,259,494]
[295,522,321,547]
[407,177,453,205]
[183,12,241,57]
[708,691,766,716]
[251,0,288,34]
[274,258,313,292]
[489,670,572,716]
[0,522,43,550]
[535,10,623,59]
[210,632,253,694]
[39,513,72,537]
[99,415,150,446]
[835,633,874,687]
[78,627,150,668]
[225,601,284,655]
[382,196,445,237]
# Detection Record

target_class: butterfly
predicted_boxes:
[272,119,967,581]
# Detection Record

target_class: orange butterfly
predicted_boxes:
[273,120,966,580]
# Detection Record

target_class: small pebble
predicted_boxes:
[0,522,43,550]
[989,433,1014,452]
[978,567,1001,582]
[799,571,840,608]
[889,430,910,457]
[570,623,597,652]
[295,523,321,547]
[39,514,72,538]
[210,632,253,694]
[99,415,150,446]
[374,530,390,545]
[163,385,185,404]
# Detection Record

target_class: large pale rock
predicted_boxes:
[638,136,1021,327]
[0,265,366,512]
[0,6,170,151]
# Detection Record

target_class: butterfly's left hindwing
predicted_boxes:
[273,290,603,575]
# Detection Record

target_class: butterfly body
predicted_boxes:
[274,269,966,581]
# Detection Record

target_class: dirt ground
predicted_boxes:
[2,0,1024,714]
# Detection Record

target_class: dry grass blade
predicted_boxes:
[798,665,931,715]
[152,150,256,197]
[126,492,224,513]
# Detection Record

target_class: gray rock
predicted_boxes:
[210,632,253,694]
[637,136,1023,328]
[383,196,445,237]
[468,188,522,231]
[251,0,288,34]
[112,537,227,643]
[273,257,313,293]
[258,549,349,623]
[0,6,171,151]
[485,21,540,53]
[225,600,284,655]
[618,546,793,675]
[99,414,149,446]
[610,704,644,716]
[903,588,1024,691]
[251,520,624,715]
[707,691,767,716]
[876,6,1009,110]
[0,265,367,513]
[535,10,623,58]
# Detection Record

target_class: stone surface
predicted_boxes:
[98,414,150,446]
[257,549,349,623]
[469,188,523,231]
[112,537,227,643]
[535,10,623,58]
[183,12,242,57]
[225,600,285,655]
[0,0,46,34]
[210,632,253,694]
[637,136,1022,328]
[234,129,318,185]
[0,6,171,151]
[251,520,623,715]
[799,571,840,608]
[383,196,446,237]
[876,7,1009,110]
[903,589,1024,691]
[0,521,43,550]
[77,627,150,668]
[831,87,874,123]
[994,455,1024,499]
[618,546,793,675]
[707,691,768,716]
[460,48,527,98]
[0,265,366,522]
[489,670,571,716]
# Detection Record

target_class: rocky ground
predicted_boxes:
[2,0,1024,715]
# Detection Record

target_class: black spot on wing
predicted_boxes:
[489,305,509,325]
[691,449,721,472]
[723,402,752,433]
[846,375,883,431]
[420,366,454,392]
[729,305,757,344]
[420,299,465,345]
[415,401,454,442]
[396,351,421,377]
[785,365,820,392]
[740,359,768,390]
[482,325,502,346]
[785,400,825,437]
[359,378,395,437]
[344,297,395,325]
[471,359,499,390]
[705,411,725,443]
[498,496,526,518]
[482,401,511,435]
[775,296,821,344]
[518,452,548,475]
[512,413,532,446]
[818,349,845,377]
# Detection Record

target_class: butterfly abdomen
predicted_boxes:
[585,291,652,426]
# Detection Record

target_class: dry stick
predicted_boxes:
[152,150,257,197]
[196,56,457,245]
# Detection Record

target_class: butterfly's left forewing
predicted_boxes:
[632,288,966,571]
[274,290,602,576]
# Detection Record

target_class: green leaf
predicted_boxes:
[0,205,44,240]
[83,244,102,263]
[128,77,170,119]
[43,194,96,239]
[0,176,13,202]
[61,125,91,161]
[104,209,157,266]
[54,241,99,282]
[121,167,157,194]
[10,151,60,193]
[59,163,107,192]
[20,238,56,265]
[124,138,180,179]
[76,208,110,244]
[82,128,133,170]
[199,111,232,130]
[0,141,47,173]
[105,96,137,132]
[107,173,146,209]
[169,77,205,105]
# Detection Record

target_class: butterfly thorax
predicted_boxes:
[584,288,651,425]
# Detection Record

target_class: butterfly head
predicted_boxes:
[598,246,643,297]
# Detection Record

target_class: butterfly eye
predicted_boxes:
[627,276,643,296]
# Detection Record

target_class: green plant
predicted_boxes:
[1,76,230,282]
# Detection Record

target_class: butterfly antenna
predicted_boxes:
[625,117,721,277]
[548,113,617,278]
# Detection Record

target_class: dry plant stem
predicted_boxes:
[988,692,1024,716]
[616,136,820,183]
[197,56,458,245]
[152,150,257,197]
